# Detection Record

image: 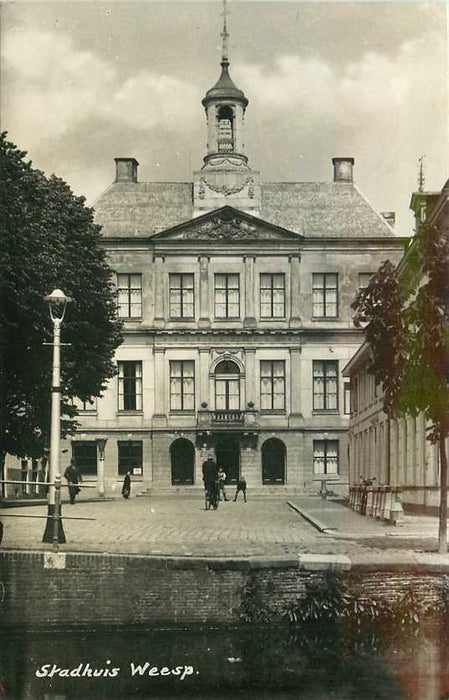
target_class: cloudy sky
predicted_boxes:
[1,1,447,234]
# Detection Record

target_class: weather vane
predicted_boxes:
[418,155,425,193]
[221,0,230,64]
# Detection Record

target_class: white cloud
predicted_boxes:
[1,29,201,149]
[235,30,445,128]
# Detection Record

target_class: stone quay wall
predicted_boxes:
[0,550,446,629]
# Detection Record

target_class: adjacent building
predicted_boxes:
[344,178,449,514]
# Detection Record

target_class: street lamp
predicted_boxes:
[96,438,107,498]
[42,289,72,544]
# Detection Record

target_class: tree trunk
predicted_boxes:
[438,435,448,554]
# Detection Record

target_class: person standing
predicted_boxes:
[217,467,228,501]
[234,476,247,502]
[64,459,83,505]
[202,456,218,509]
[122,471,131,499]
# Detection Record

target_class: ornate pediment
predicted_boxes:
[152,206,302,243]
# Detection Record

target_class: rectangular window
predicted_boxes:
[313,360,338,411]
[358,272,374,290]
[312,273,338,318]
[118,440,143,476]
[72,397,97,413]
[118,361,142,411]
[72,441,97,476]
[344,381,351,415]
[170,361,195,411]
[169,273,194,318]
[260,360,286,411]
[260,273,285,318]
[117,273,142,319]
[313,440,339,475]
[214,273,240,318]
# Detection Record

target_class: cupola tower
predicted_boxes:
[193,0,260,216]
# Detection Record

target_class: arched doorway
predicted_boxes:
[262,438,286,485]
[215,437,240,484]
[170,438,195,485]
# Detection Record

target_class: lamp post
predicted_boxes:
[96,438,107,498]
[42,289,71,544]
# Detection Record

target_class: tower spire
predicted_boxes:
[221,0,230,65]
[418,154,426,192]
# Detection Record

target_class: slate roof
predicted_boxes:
[259,182,394,238]
[94,180,395,239]
[93,182,194,237]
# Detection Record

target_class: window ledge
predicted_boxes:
[117,410,143,415]
[260,317,287,321]
[214,318,241,322]
[120,318,143,322]
[312,410,340,415]
[260,410,287,415]
[169,318,196,322]
[312,317,340,322]
[169,411,196,415]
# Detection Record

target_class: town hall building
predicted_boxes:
[10,22,407,499]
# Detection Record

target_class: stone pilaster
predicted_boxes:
[244,256,256,328]
[289,255,302,327]
[198,256,210,328]
[245,349,256,409]
[152,348,167,427]
[289,347,303,427]
[154,256,165,328]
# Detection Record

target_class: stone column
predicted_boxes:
[154,256,165,327]
[289,255,302,327]
[289,347,303,427]
[152,348,167,427]
[244,256,256,328]
[199,256,210,328]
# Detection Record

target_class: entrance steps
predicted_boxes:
[137,486,317,498]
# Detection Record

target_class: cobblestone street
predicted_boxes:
[1,495,444,558]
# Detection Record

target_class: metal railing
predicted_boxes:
[0,478,96,551]
[349,483,403,522]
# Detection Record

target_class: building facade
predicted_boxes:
[344,178,449,514]
[6,36,406,499]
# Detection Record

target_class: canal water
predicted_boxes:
[1,625,448,699]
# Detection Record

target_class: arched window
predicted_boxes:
[262,438,286,485]
[215,360,240,411]
[170,438,195,485]
[217,105,234,153]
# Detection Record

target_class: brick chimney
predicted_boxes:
[332,157,354,183]
[114,158,139,183]
[380,211,395,228]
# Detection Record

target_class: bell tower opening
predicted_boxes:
[217,105,234,153]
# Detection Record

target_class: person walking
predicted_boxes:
[217,467,228,501]
[64,460,82,505]
[122,471,131,499]
[234,476,247,502]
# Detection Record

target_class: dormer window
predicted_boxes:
[420,204,427,223]
[217,105,234,153]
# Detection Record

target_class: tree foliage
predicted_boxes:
[352,260,409,419]
[402,222,449,444]
[0,133,122,459]
[352,228,449,443]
